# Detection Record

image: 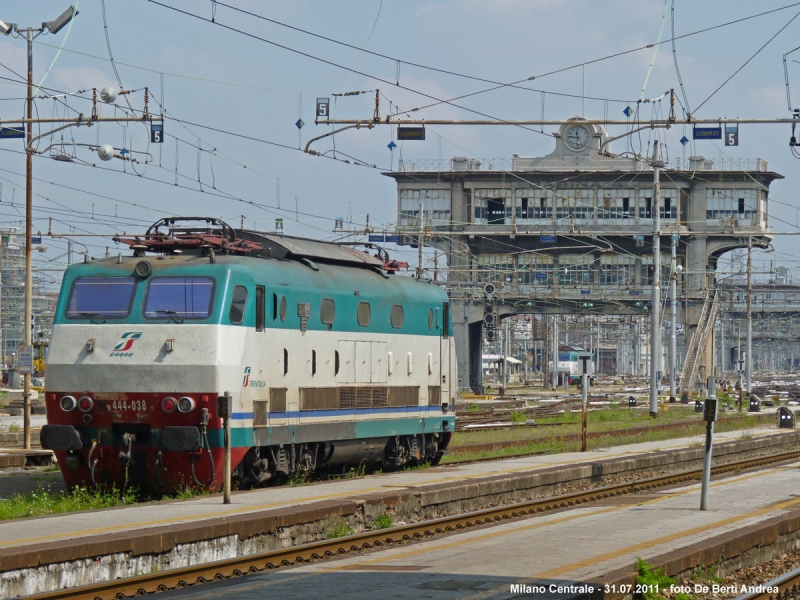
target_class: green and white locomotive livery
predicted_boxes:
[41,218,455,493]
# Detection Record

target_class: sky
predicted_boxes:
[1,0,799,289]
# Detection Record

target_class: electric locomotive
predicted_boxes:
[41,218,455,493]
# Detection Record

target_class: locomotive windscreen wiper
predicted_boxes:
[154,310,184,323]
[77,312,106,323]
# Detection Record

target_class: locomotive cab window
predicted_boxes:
[67,277,137,319]
[357,302,371,326]
[228,286,248,325]
[143,277,215,320]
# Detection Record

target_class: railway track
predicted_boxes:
[26,448,800,600]
[447,413,776,458]
[736,565,800,599]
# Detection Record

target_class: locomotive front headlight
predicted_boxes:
[162,396,177,413]
[177,396,195,413]
[78,396,93,412]
[60,395,77,412]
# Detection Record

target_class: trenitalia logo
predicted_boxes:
[111,332,142,357]
[243,366,251,387]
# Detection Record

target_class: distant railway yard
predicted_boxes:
[4,377,800,599]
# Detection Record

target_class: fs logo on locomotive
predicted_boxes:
[110,332,142,357]
[242,366,265,388]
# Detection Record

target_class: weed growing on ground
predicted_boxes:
[289,469,312,486]
[635,557,676,600]
[372,514,393,530]
[408,461,431,470]
[509,411,527,423]
[692,564,723,584]
[7,424,20,432]
[344,465,367,479]
[0,486,138,520]
[325,517,353,539]
[167,486,212,500]
[467,402,480,412]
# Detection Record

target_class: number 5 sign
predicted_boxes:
[725,124,738,146]
[151,123,164,144]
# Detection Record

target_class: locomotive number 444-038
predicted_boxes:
[110,400,147,411]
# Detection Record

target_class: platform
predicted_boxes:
[156,453,800,600]
[1,427,798,597]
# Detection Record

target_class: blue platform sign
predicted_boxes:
[540,235,556,243]
[369,234,400,243]
[0,127,24,139]
[693,126,722,140]
[580,289,591,295]
[535,272,548,280]
[32,236,42,244]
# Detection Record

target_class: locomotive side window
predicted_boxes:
[229,286,248,325]
[272,293,278,320]
[335,350,340,375]
[143,277,215,320]
[255,286,265,331]
[66,277,137,319]
[320,298,335,325]
[390,304,404,328]
[283,348,289,375]
[357,302,371,326]
[427,308,434,330]
[312,350,317,376]
[279,296,287,322]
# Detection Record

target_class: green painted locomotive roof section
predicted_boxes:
[55,254,452,336]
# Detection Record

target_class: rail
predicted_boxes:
[26,448,800,600]
[734,564,800,599]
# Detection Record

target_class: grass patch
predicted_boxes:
[445,410,771,463]
[467,402,480,412]
[510,411,527,423]
[371,513,393,530]
[0,486,137,520]
[7,424,19,432]
[325,517,354,539]
[636,557,676,599]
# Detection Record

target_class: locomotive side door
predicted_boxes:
[337,341,356,383]
[439,302,450,407]
[355,341,371,383]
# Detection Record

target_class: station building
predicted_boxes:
[385,117,780,392]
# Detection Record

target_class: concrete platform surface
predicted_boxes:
[158,457,800,600]
[0,427,784,552]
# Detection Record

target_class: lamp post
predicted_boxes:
[2,7,78,449]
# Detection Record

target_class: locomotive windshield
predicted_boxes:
[66,277,137,319]
[143,277,215,320]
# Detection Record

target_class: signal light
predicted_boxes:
[60,395,77,411]
[162,397,177,413]
[78,396,93,412]
[177,397,196,413]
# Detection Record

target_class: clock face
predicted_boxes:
[564,125,590,150]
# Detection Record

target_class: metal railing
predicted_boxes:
[396,157,769,173]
